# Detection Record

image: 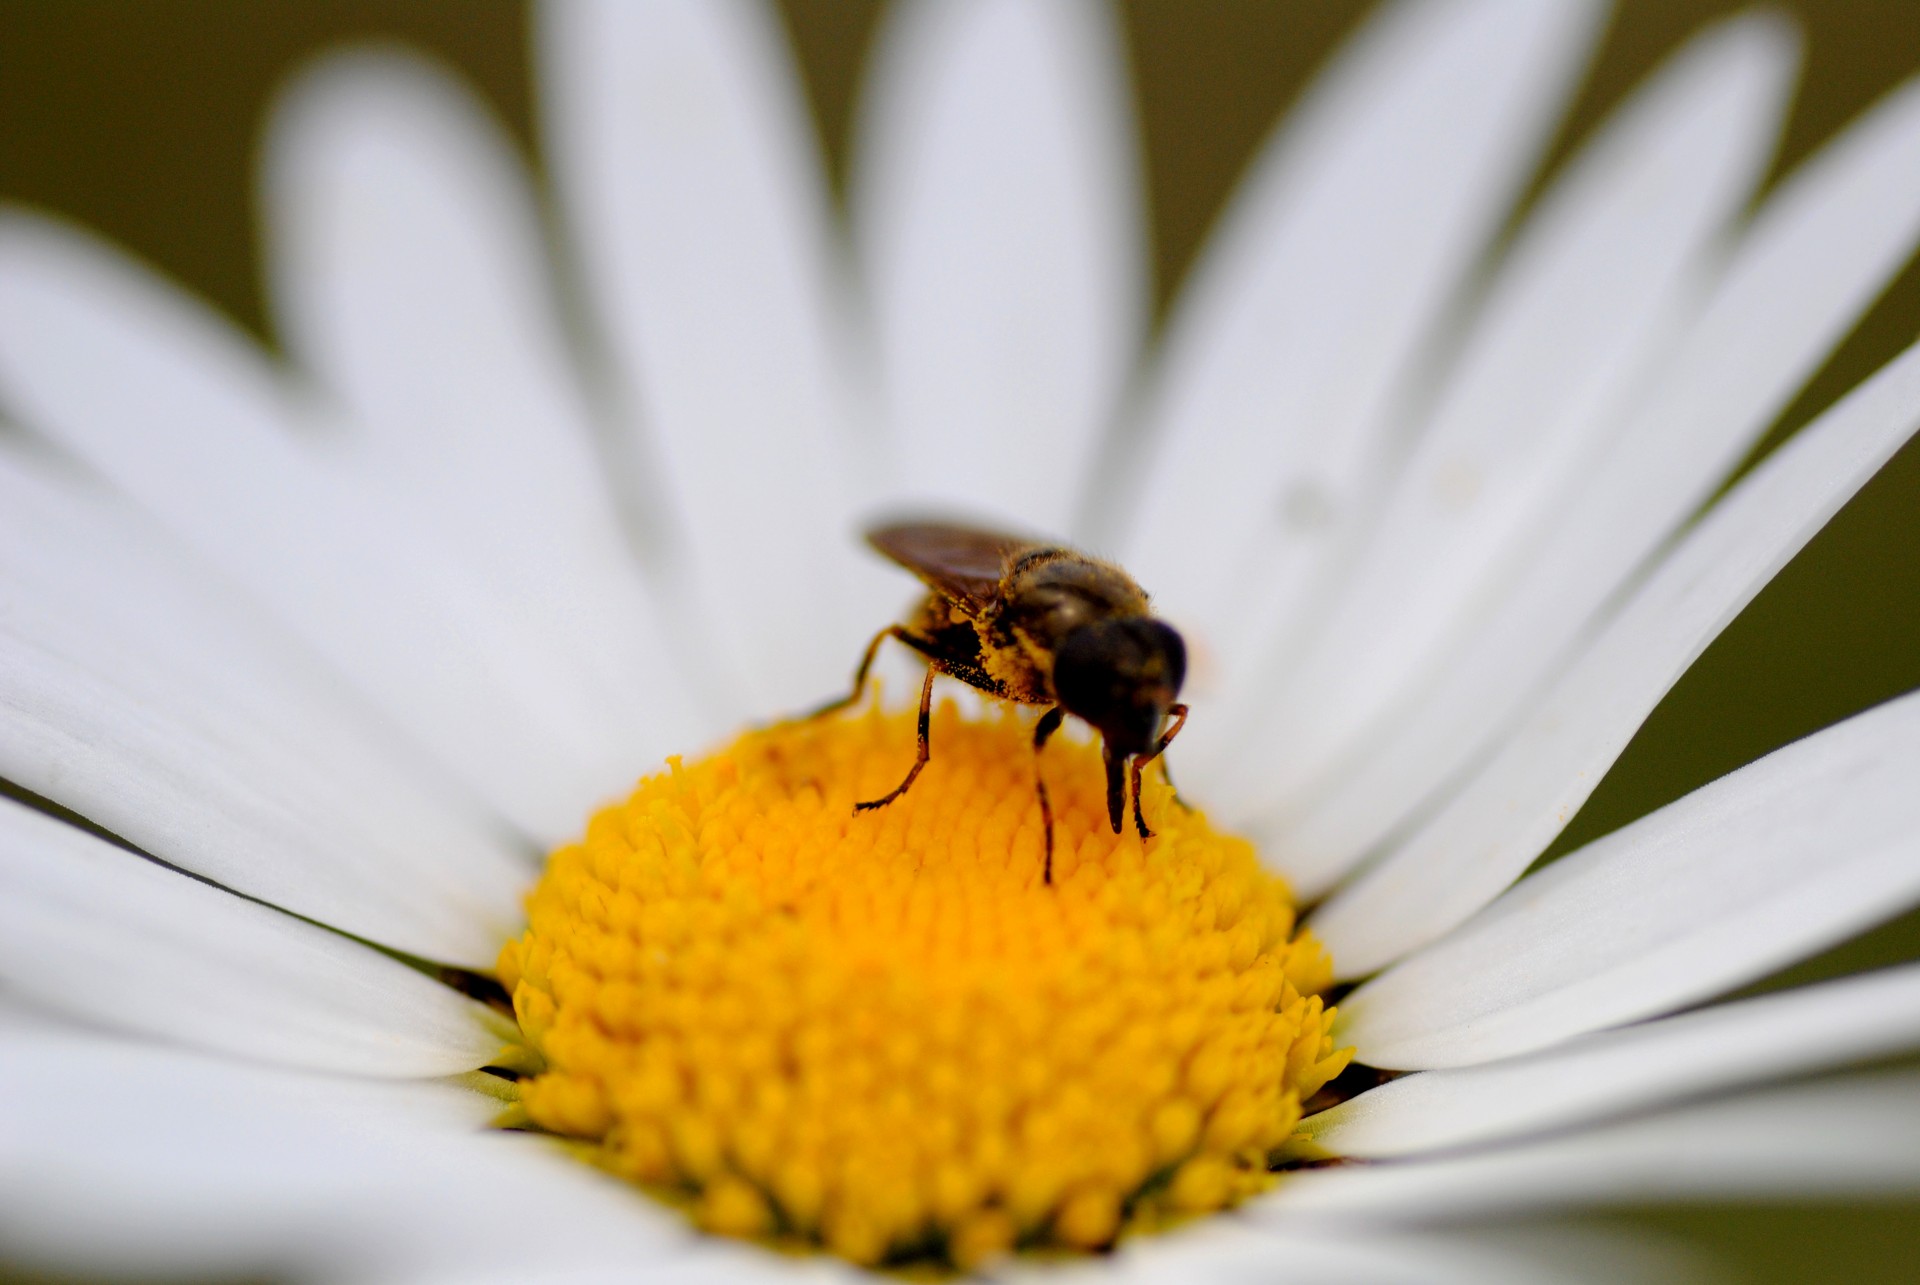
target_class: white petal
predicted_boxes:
[1264,1070,1920,1224]
[385,1222,1710,1285]
[539,0,876,717]
[854,0,1144,534]
[0,1012,683,1281]
[1271,69,1920,886]
[1117,0,1602,683]
[1310,963,1920,1155]
[0,800,505,1074]
[999,1217,1714,1285]
[1208,15,1797,808]
[263,49,708,770]
[0,450,529,966]
[0,213,655,843]
[1311,333,1920,975]
[368,1246,864,1285]
[1338,689,1920,1068]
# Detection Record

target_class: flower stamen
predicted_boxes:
[499,704,1350,1268]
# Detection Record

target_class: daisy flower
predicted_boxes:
[4,0,1920,1280]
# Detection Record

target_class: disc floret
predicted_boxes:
[499,704,1350,1268]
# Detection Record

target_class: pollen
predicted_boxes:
[498,703,1351,1269]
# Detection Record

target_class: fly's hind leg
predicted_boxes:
[1032,706,1066,885]
[806,625,910,720]
[855,665,937,814]
[1130,703,1191,839]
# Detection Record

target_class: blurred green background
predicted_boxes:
[1,1,1917,1280]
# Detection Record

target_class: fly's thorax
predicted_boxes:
[976,618,1051,704]
[1002,552,1151,656]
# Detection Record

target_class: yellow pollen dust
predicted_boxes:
[498,703,1351,1269]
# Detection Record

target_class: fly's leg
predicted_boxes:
[1139,703,1190,767]
[1132,703,1191,837]
[1130,756,1151,840]
[855,666,937,814]
[1032,706,1066,885]
[806,625,910,720]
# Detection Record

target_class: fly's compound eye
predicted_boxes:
[1054,619,1186,756]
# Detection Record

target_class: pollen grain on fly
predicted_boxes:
[497,704,1350,1269]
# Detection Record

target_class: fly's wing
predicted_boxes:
[866,521,1039,618]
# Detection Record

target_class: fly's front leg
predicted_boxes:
[1138,703,1189,769]
[1132,703,1191,838]
[806,625,910,720]
[1032,706,1066,885]
[855,665,937,814]
[1129,756,1152,840]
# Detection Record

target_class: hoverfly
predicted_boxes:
[812,520,1188,884]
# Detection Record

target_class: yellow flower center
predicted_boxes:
[497,703,1350,1269]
